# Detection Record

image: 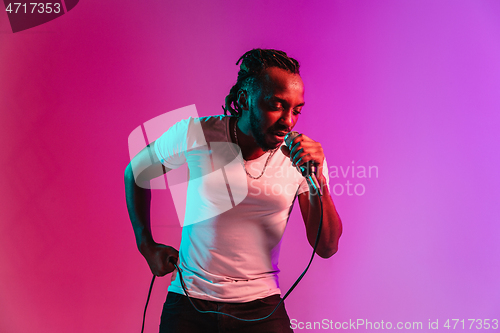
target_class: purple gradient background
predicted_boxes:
[1,1,499,332]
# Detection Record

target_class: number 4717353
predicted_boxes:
[5,3,61,14]
[443,319,498,330]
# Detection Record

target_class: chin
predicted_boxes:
[263,141,282,152]
[267,134,285,148]
[253,129,283,151]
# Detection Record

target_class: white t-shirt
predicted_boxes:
[154,115,330,302]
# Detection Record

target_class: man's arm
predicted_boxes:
[124,141,178,276]
[281,134,342,258]
[298,178,342,258]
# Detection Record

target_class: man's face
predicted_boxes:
[247,67,305,151]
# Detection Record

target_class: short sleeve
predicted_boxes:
[154,117,191,169]
[297,158,330,195]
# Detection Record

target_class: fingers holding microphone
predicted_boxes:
[283,132,325,171]
[283,132,325,196]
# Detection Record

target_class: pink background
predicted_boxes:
[1,0,499,332]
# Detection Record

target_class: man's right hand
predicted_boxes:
[140,242,179,276]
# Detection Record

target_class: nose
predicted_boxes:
[279,109,294,130]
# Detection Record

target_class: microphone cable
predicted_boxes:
[141,275,156,333]
[140,191,324,329]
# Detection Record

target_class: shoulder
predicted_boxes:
[197,115,233,142]
[158,114,233,144]
[197,114,230,127]
[165,115,228,136]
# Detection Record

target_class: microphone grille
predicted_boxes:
[284,131,300,147]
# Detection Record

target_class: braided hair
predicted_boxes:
[223,49,300,117]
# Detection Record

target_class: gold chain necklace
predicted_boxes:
[234,118,278,180]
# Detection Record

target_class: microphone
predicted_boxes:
[284,131,323,196]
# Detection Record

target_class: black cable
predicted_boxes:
[141,275,156,333]
[173,194,324,322]
[140,192,324,329]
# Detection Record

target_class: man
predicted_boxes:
[124,49,342,332]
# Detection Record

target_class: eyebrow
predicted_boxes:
[270,96,305,107]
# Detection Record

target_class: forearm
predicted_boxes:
[306,175,342,258]
[124,163,155,253]
[124,144,178,276]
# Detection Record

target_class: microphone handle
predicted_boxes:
[306,174,323,197]
[285,131,323,196]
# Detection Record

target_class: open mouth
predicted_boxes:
[270,131,288,144]
[274,131,288,138]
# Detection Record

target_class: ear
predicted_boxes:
[237,89,249,111]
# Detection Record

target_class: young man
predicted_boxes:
[124,49,342,332]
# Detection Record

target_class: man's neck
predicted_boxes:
[232,117,266,161]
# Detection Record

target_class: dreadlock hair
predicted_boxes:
[223,49,300,117]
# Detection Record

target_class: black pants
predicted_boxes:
[159,292,294,333]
